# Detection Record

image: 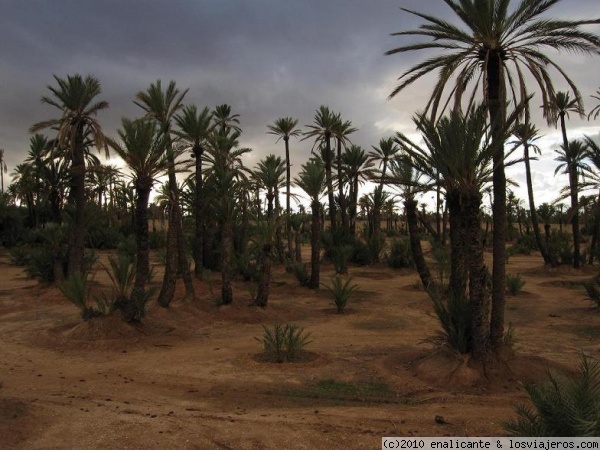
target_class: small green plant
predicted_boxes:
[255,323,312,363]
[504,354,600,436]
[431,241,451,287]
[322,276,358,314]
[506,273,526,295]
[428,291,472,354]
[290,262,309,287]
[58,273,101,321]
[386,238,414,269]
[9,245,31,266]
[332,244,354,274]
[103,254,135,300]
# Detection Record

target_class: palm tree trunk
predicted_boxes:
[324,137,337,235]
[221,217,234,304]
[176,202,196,300]
[589,191,600,265]
[448,191,467,298]
[308,201,321,289]
[254,243,272,307]
[132,184,151,304]
[193,146,204,277]
[157,207,178,308]
[524,144,550,264]
[67,129,86,277]
[295,223,303,263]
[274,187,285,264]
[285,137,294,263]
[487,51,506,351]
[337,139,348,232]
[405,196,435,291]
[465,191,490,361]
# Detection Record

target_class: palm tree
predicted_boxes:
[303,106,339,234]
[174,104,212,276]
[397,105,510,359]
[267,117,301,262]
[333,116,357,232]
[342,144,375,234]
[135,79,195,306]
[555,139,590,268]
[0,148,7,194]
[294,159,326,289]
[30,74,109,277]
[588,88,600,121]
[386,0,600,349]
[212,104,241,135]
[510,122,551,264]
[108,118,170,309]
[205,128,251,304]
[387,153,436,291]
[253,155,286,219]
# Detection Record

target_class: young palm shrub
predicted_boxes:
[386,238,414,269]
[505,355,600,436]
[506,273,526,296]
[429,291,472,354]
[322,276,358,314]
[290,262,309,287]
[58,273,100,321]
[104,253,135,308]
[255,324,312,363]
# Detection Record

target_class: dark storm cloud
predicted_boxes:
[1,0,599,192]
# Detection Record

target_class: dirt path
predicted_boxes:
[0,249,599,448]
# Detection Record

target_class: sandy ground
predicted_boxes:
[0,247,599,449]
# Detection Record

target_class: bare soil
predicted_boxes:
[0,247,599,449]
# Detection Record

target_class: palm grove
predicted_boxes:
[1,0,599,362]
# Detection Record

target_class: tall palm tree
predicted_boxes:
[0,148,8,194]
[205,128,251,304]
[253,154,286,219]
[387,153,435,291]
[386,0,600,349]
[174,104,212,276]
[397,105,512,359]
[135,79,195,306]
[294,159,326,289]
[30,74,109,277]
[267,117,301,262]
[342,144,375,234]
[108,118,170,310]
[555,139,590,268]
[333,116,357,233]
[303,106,339,235]
[510,122,551,264]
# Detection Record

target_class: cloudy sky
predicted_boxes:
[1,0,600,208]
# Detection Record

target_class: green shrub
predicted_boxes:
[322,276,358,314]
[331,244,354,274]
[431,241,451,286]
[504,355,600,436]
[117,234,137,259]
[58,273,101,321]
[290,262,309,287]
[510,233,538,255]
[104,254,135,300]
[10,245,31,266]
[350,239,373,266]
[255,323,312,363]
[386,238,414,269]
[86,226,124,249]
[547,230,573,266]
[429,291,472,354]
[506,273,526,295]
[148,230,166,249]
